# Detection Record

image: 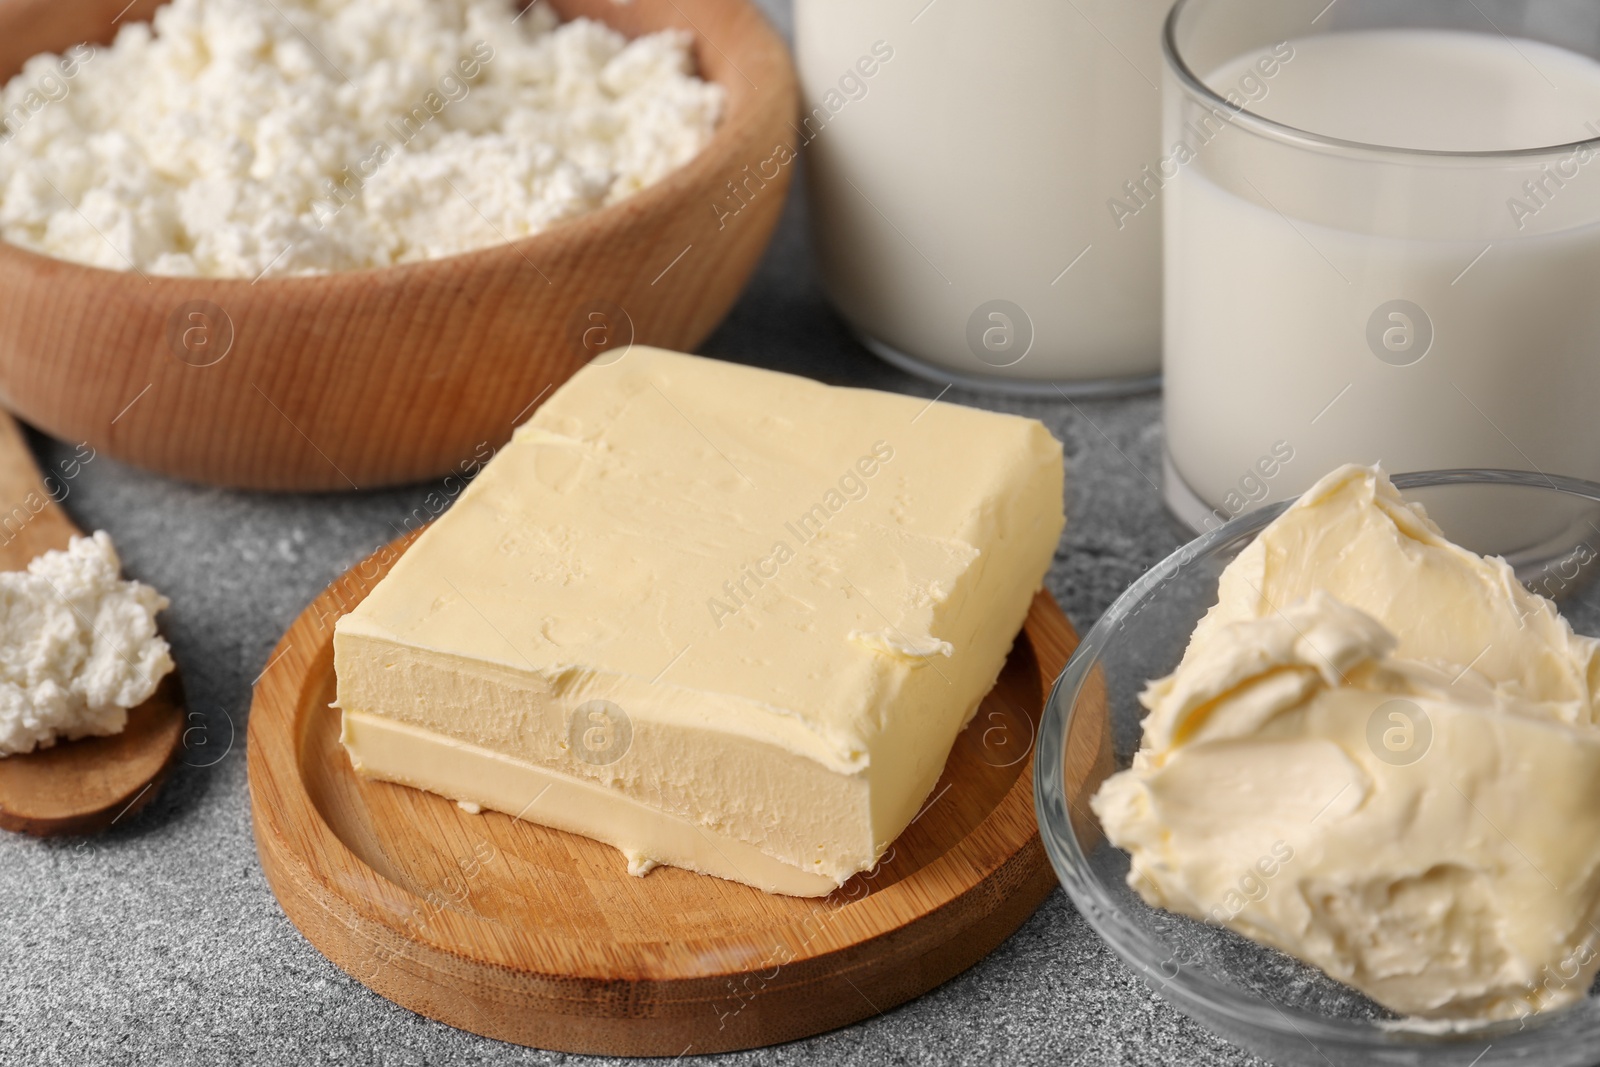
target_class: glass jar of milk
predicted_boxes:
[1162,0,1600,553]
[795,0,1169,394]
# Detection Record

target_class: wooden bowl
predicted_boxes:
[0,0,796,490]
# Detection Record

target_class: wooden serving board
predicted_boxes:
[248,533,1099,1055]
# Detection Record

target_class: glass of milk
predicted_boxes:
[795,0,1170,395]
[1162,0,1600,551]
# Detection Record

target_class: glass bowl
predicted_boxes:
[1036,470,1600,1066]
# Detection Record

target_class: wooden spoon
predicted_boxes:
[0,412,184,836]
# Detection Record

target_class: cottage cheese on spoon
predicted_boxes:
[0,532,174,757]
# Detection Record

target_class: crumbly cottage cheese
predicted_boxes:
[0,533,174,757]
[0,0,724,277]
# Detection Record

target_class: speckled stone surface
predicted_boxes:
[0,3,1266,1065]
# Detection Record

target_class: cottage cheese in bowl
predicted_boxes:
[0,0,724,277]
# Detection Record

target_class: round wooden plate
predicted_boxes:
[248,534,1100,1055]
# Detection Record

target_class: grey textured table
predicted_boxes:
[0,3,1263,1064]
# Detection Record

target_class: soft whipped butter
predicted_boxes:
[1093,464,1600,1020]
[334,347,1064,896]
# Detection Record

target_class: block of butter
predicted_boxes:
[334,348,1064,896]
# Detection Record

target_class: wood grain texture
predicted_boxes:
[0,411,184,836]
[0,411,81,569]
[248,533,1103,1054]
[0,0,796,491]
[0,676,185,835]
